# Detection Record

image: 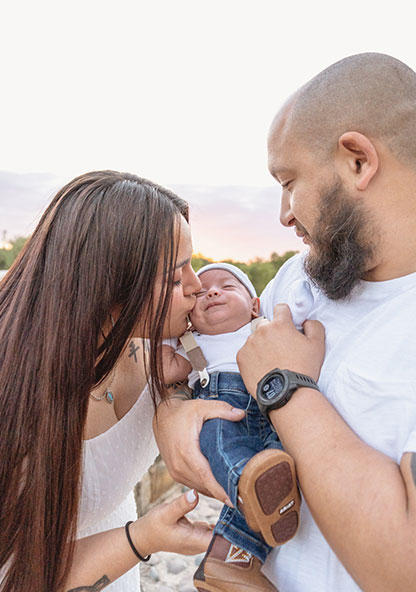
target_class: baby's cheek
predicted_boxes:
[189,306,204,330]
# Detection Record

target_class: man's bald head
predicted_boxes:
[287,53,416,168]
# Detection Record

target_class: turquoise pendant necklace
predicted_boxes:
[104,388,114,404]
[90,370,115,404]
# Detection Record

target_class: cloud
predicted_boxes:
[170,184,305,260]
[0,171,65,238]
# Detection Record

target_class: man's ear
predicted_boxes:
[337,131,379,191]
[251,297,261,318]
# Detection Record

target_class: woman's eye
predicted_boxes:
[173,278,182,287]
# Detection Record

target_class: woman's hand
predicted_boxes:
[237,304,325,397]
[153,397,245,504]
[66,490,213,590]
[131,489,214,556]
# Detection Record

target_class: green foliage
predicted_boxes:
[0,236,298,297]
[191,255,213,272]
[191,250,298,295]
[0,236,29,269]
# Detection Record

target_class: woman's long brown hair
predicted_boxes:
[0,170,188,591]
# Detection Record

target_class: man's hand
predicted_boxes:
[153,397,245,504]
[237,303,325,397]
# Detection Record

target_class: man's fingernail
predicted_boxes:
[224,497,234,508]
[186,489,197,503]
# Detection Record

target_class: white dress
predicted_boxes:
[78,386,159,590]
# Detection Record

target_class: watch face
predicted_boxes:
[261,374,284,400]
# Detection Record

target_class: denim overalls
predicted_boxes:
[194,371,283,562]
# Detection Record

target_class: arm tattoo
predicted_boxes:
[67,575,110,592]
[128,341,140,363]
[164,384,193,401]
[411,453,416,487]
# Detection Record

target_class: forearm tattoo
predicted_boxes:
[164,384,193,400]
[128,341,140,363]
[67,575,110,591]
[411,453,416,487]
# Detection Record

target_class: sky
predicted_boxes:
[1,0,414,260]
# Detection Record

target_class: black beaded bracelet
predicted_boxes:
[125,521,151,562]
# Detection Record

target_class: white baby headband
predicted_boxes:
[196,262,257,298]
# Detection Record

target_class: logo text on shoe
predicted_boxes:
[279,499,295,515]
[225,545,252,565]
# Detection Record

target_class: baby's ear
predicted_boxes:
[251,297,261,318]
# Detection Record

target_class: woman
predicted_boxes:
[0,170,233,591]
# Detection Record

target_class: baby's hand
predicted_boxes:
[161,343,192,385]
[286,279,315,330]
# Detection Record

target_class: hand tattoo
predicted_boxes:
[128,341,140,363]
[67,575,110,591]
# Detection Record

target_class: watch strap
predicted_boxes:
[287,371,320,392]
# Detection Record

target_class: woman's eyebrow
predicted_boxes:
[175,257,191,269]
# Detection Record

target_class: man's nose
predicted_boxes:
[280,192,296,227]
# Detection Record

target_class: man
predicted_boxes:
[154,53,416,591]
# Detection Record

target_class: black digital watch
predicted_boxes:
[256,368,320,419]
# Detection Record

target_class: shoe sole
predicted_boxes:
[238,449,300,547]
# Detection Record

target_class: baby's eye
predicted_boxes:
[195,290,206,297]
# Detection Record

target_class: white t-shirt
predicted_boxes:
[261,253,416,592]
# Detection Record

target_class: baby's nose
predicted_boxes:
[207,287,220,297]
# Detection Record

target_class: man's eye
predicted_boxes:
[173,279,182,287]
[282,181,293,192]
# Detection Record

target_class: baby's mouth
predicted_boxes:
[205,301,223,311]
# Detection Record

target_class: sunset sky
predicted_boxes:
[1,0,414,261]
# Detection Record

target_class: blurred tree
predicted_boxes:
[0,240,297,296]
[0,236,29,269]
[0,252,7,269]
[191,254,213,272]
[191,251,298,295]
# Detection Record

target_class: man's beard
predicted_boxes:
[303,178,377,300]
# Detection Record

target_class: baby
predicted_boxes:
[162,263,314,592]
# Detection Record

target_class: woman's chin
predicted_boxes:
[163,318,189,339]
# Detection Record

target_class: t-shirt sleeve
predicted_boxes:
[403,430,416,454]
[260,252,307,319]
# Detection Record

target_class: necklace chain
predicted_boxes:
[90,369,115,404]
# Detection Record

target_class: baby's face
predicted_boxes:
[190,269,259,335]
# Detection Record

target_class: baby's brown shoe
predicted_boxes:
[193,534,278,592]
[238,448,301,547]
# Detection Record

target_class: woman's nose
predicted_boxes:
[185,268,201,296]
